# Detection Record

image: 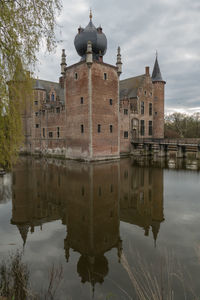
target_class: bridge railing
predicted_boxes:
[131,138,200,145]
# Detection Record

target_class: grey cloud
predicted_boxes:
[36,0,200,113]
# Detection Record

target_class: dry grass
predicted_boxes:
[0,251,63,300]
[121,248,199,300]
[0,250,30,300]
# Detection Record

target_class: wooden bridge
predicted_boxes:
[131,138,200,159]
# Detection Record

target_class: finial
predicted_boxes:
[62,49,66,57]
[118,46,121,55]
[156,50,158,58]
[89,8,92,20]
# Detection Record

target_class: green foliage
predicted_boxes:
[0,0,62,169]
[165,112,200,138]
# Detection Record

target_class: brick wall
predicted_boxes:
[65,61,119,160]
[153,82,165,139]
[91,62,119,159]
[65,62,90,159]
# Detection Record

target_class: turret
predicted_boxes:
[152,53,166,139]
[116,46,122,76]
[60,49,66,75]
[86,41,93,66]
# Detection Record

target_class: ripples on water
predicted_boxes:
[0,157,200,299]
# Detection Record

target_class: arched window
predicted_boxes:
[51,93,55,101]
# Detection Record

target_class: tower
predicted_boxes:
[65,12,121,161]
[152,54,166,139]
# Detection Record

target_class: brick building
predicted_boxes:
[21,12,166,161]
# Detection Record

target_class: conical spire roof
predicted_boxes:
[152,55,164,83]
[17,224,29,247]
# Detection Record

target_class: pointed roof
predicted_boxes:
[152,56,165,83]
[17,224,29,247]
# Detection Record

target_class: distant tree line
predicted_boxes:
[164,113,200,138]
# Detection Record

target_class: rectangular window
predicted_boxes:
[109,99,112,105]
[56,107,60,113]
[57,127,60,138]
[80,97,84,104]
[35,112,38,116]
[140,120,145,136]
[104,73,107,80]
[98,124,101,133]
[49,132,53,138]
[124,109,128,115]
[36,124,39,128]
[149,121,152,136]
[149,103,152,116]
[43,128,45,138]
[124,131,128,139]
[81,124,84,133]
[110,125,113,133]
[141,101,144,114]
[74,72,78,80]
[34,101,38,105]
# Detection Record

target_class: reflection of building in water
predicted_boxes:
[120,159,164,246]
[11,158,122,287]
[11,157,164,285]
[62,162,122,287]
[11,159,62,245]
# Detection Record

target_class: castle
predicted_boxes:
[22,12,166,161]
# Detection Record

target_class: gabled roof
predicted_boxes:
[33,79,64,103]
[119,75,145,99]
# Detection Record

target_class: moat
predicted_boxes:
[0,157,200,299]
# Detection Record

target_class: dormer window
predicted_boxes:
[51,93,55,101]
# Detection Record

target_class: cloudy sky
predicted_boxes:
[36,0,200,114]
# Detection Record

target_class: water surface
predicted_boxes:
[0,157,200,299]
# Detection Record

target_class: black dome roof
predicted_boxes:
[74,17,107,61]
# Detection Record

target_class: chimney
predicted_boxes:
[97,26,102,33]
[145,66,150,76]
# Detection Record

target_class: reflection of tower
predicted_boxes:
[63,161,122,288]
[11,158,62,246]
[120,159,164,245]
[17,224,29,247]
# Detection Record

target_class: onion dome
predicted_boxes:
[74,11,107,61]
